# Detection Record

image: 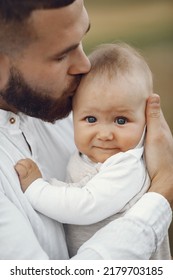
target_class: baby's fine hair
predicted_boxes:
[87,43,153,94]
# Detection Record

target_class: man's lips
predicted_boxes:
[68,84,79,97]
[66,76,81,97]
[71,76,82,92]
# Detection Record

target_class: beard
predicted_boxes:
[0,67,81,123]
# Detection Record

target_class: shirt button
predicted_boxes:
[9,117,16,124]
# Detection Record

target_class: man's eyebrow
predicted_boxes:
[50,22,91,60]
[54,44,80,58]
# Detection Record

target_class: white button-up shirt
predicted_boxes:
[0,109,172,259]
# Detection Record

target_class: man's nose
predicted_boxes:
[68,45,91,75]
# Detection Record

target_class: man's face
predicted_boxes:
[1,66,76,122]
[0,0,90,122]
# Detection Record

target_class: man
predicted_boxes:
[0,0,172,259]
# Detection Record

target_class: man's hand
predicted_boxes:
[15,158,42,192]
[145,94,173,208]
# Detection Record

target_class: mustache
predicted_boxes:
[0,67,82,123]
[66,75,82,97]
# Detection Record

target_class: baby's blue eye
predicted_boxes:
[86,116,97,123]
[115,117,127,125]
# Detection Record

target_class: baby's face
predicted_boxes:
[73,75,147,163]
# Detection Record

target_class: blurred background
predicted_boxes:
[83,0,173,254]
[83,0,173,132]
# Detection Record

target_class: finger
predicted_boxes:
[146,94,162,136]
[147,94,172,135]
[146,94,160,120]
[14,163,29,179]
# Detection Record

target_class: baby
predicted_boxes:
[15,43,171,259]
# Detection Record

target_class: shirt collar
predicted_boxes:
[0,109,20,129]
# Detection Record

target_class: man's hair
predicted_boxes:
[0,0,76,21]
[87,43,153,96]
[0,0,76,54]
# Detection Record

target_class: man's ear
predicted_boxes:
[0,54,10,90]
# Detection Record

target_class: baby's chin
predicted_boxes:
[90,151,120,164]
